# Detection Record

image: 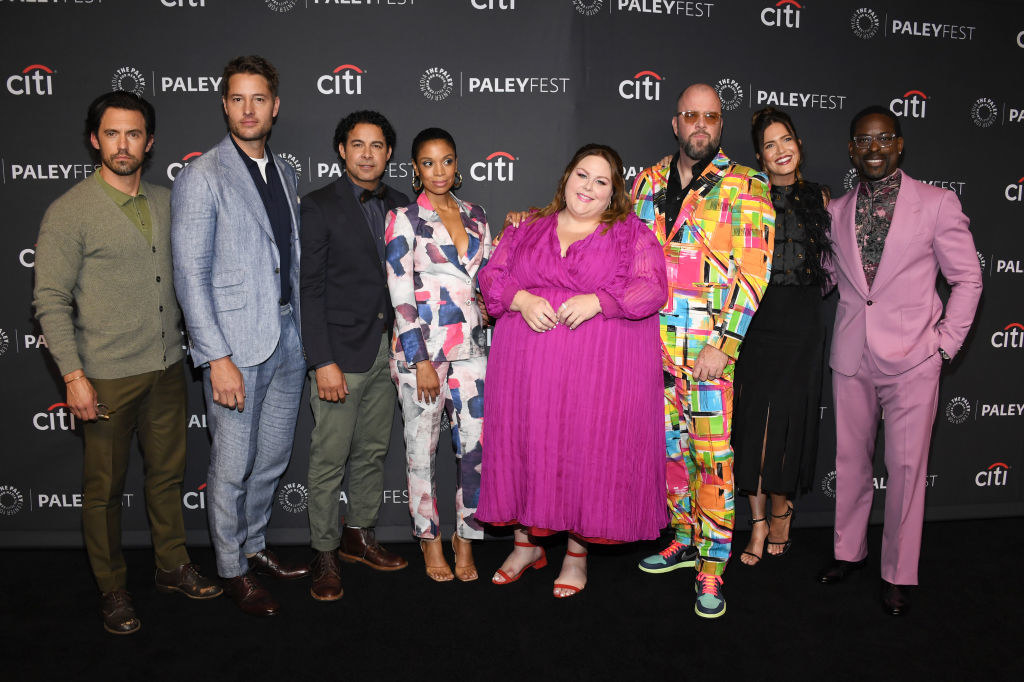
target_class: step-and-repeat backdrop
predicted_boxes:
[1,0,1021,547]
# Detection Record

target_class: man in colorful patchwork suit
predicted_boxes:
[631,83,775,618]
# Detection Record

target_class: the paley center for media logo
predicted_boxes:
[111,66,146,96]
[0,485,24,516]
[714,77,743,111]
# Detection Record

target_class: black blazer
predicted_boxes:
[300,176,409,373]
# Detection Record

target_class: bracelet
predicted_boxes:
[65,374,87,385]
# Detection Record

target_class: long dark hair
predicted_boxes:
[750,107,834,288]
[534,143,631,234]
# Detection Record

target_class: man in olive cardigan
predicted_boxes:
[33,91,220,636]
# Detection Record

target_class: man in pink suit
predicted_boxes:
[817,106,982,615]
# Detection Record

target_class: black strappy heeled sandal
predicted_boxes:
[767,504,795,557]
[740,516,768,566]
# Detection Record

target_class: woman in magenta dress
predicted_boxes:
[477,144,668,598]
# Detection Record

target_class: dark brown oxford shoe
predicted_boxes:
[881,580,911,616]
[247,548,310,580]
[222,573,279,617]
[817,558,868,584]
[101,589,141,635]
[155,563,223,599]
[309,550,344,602]
[338,526,408,571]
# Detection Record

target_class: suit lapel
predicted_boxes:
[333,176,385,275]
[833,191,870,297]
[217,136,276,244]
[667,152,728,249]
[870,171,919,292]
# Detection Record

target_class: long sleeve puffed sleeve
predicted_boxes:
[594,215,668,320]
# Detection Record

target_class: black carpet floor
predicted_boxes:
[3,518,1021,681]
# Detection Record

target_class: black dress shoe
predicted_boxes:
[155,562,223,599]
[248,548,310,580]
[817,558,868,584]
[222,573,279,617]
[881,580,911,616]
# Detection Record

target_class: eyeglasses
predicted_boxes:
[851,133,899,149]
[677,111,722,124]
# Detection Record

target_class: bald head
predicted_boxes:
[672,83,723,164]
[675,83,721,112]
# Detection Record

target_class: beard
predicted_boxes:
[681,131,721,162]
[103,153,143,177]
[229,118,272,143]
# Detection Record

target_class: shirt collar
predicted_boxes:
[230,135,271,170]
[94,170,145,207]
[859,169,901,196]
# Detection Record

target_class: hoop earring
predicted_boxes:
[411,174,422,193]
[453,170,463,190]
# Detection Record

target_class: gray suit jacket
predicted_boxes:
[171,134,301,368]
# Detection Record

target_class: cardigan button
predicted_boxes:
[867,300,874,306]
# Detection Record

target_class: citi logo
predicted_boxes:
[0,485,24,516]
[991,322,1024,349]
[975,463,1010,487]
[317,64,364,96]
[471,0,515,7]
[6,64,54,96]
[162,0,206,6]
[166,151,203,182]
[19,245,35,268]
[470,151,515,182]
[619,70,662,101]
[890,90,927,118]
[761,0,801,28]
[183,483,207,510]
[33,402,77,432]
[1005,176,1024,202]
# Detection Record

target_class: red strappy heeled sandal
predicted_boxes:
[492,540,548,585]
[553,549,588,598]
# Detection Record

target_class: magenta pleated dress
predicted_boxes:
[476,212,669,542]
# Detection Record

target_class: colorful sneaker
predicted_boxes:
[694,571,726,619]
[638,539,699,573]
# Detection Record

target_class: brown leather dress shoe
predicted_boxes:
[881,580,911,616]
[338,526,408,571]
[101,589,141,635]
[309,550,344,602]
[247,548,310,580]
[222,573,279,616]
[155,563,223,599]
[817,558,868,584]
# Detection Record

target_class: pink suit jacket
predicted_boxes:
[827,170,982,377]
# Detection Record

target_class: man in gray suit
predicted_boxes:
[172,55,308,617]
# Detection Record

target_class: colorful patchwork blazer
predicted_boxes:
[631,150,775,379]
[385,191,492,364]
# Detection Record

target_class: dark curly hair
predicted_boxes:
[333,110,397,159]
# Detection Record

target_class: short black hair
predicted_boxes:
[410,127,457,161]
[221,55,279,98]
[849,105,902,139]
[333,110,397,158]
[85,90,155,140]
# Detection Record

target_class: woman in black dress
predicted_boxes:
[734,107,832,565]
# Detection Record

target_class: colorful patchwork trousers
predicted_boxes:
[391,355,486,540]
[664,370,735,574]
